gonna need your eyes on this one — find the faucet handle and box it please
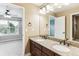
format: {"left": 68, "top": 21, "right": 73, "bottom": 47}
{"left": 59, "top": 40, "right": 63, "bottom": 44}
{"left": 65, "top": 38, "right": 68, "bottom": 41}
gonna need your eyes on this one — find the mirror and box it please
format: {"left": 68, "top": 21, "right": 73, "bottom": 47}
{"left": 39, "top": 15, "right": 66, "bottom": 40}
{"left": 72, "top": 14, "right": 79, "bottom": 41}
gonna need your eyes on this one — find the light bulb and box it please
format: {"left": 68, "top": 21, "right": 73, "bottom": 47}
{"left": 42, "top": 7, "right": 46, "bottom": 12}
{"left": 46, "top": 5, "right": 50, "bottom": 10}
{"left": 46, "top": 5, "right": 54, "bottom": 12}
{"left": 40, "top": 9, "right": 46, "bottom": 14}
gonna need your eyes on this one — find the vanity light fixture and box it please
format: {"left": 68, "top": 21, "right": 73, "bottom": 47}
{"left": 40, "top": 9, "right": 45, "bottom": 14}
{"left": 40, "top": 8, "right": 46, "bottom": 14}
{"left": 46, "top": 5, "right": 54, "bottom": 11}
{"left": 40, "top": 3, "right": 70, "bottom": 14}
{"left": 42, "top": 7, "right": 46, "bottom": 12}
{"left": 40, "top": 5, "right": 54, "bottom": 14}
{"left": 46, "top": 5, "right": 51, "bottom": 10}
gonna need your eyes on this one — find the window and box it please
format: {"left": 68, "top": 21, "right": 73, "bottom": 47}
{"left": 0, "top": 20, "right": 19, "bottom": 36}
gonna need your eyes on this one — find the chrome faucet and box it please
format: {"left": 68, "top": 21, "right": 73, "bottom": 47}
{"left": 59, "top": 38, "right": 70, "bottom": 46}
{"left": 40, "top": 35, "right": 48, "bottom": 39}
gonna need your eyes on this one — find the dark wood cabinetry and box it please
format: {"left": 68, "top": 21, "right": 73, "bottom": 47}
{"left": 30, "top": 40, "right": 41, "bottom": 56}
{"left": 30, "top": 40, "right": 60, "bottom": 56}
{"left": 54, "top": 53, "right": 60, "bottom": 56}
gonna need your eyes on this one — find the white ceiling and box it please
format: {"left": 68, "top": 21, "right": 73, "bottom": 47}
{"left": 53, "top": 3, "right": 79, "bottom": 13}
{"left": 0, "top": 3, "right": 79, "bottom": 14}
{"left": 33, "top": 3, "right": 43, "bottom": 6}
{"left": 33, "top": 3, "right": 79, "bottom": 13}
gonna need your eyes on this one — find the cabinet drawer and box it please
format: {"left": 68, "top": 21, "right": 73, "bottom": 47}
{"left": 42, "top": 46, "right": 54, "bottom": 56}
{"left": 31, "top": 46, "right": 41, "bottom": 56}
{"left": 30, "top": 40, "right": 41, "bottom": 56}
{"left": 34, "top": 47, "right": 41, "bottom": 56}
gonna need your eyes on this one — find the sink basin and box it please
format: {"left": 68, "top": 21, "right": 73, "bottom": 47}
{"left": 52, "top": 45, "right": 70, "bottom": 52}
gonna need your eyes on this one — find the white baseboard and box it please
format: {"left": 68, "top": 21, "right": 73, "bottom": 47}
{"left": 25, "top": 53, "right": 31, "bottom": 56}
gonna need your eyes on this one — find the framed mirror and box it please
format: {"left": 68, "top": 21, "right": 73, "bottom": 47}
{"left": 72, "top": 13, "right": 79, "bottom": 42}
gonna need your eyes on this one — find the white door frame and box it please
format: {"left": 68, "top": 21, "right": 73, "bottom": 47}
{"left": 12, "top": 4, "right": 25, "bottom": 56}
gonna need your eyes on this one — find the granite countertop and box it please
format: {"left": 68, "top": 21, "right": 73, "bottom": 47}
{"left": 30, "top": 37, "right": 79, "bottom": 56}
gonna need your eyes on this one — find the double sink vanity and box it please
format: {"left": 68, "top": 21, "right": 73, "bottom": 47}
{"left": 30, "top": 36, "right": 79, "bottom": 56}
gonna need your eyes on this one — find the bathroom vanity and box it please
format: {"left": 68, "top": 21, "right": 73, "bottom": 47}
{"left": 30, "top": 37, "right": 79, "bottom": 56}
{"left": 30, "top": 40, "right": 60, "bottom": 56}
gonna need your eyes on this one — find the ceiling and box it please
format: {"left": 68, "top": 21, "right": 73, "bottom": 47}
{"left": 33, "top": 3, "right": 79, "bottom": 13}
{"left": 33, "top": 3, "right": 43, "bottom": 6}
{"left": 0, "top": 3, "right": 23, "bottom": 17}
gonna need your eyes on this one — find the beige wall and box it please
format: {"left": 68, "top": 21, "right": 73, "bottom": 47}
{"left": 39, "top": 14, "right": 49, "bottom": 35}
{"left": 55, "top": 6, "right": 79, "bottom": 40}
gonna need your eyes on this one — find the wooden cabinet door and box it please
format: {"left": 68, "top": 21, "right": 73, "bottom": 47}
{"left": 41, "top": 52, "right": 48, "bottom": 56}
{"left": 54, "top": 53, "right": 60, "bottom": 56}
{"left": 30, "top": 40, "right": 60, "bottom": 56}
{"left": 42, "top": 46, "right": 54, "bottom": 56}
{"left": 30, "top": 40, "right": 41, "bottom": 56}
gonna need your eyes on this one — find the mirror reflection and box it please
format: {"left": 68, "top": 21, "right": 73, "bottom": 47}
{"left": 39, "top": 15, "right": 66, "bottom": 40}
{"left": 72, "top": 14, "right": 79, "bottom": 41}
